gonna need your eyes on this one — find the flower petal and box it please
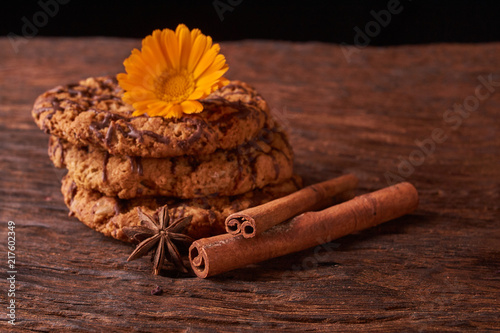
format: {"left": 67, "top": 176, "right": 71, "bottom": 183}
{"left": 193, "top": 47, "right": 219, "bottom": 80}
{"left": 180, "top": 100, "right": 203, "bottom": 114}
{"left": 177, "top": 24, "right": 192, "bottom": 69}
{"left": 187, "top": 89, "right": 206, "bottom": 100}
{"left": 188, "top": 34, "right": 208, "bottom": 72}
{"left": 164, "top": 29, "right": 180, "bottom": 69}
{"left": 196, "top": 69, "right": 229, "bottom": 89}
{"left": 168, "top": 104, "right": 184, "bottom": 118}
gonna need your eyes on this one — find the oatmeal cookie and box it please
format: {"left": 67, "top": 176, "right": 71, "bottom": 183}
{"left": 33, "top": 76, "right": 273, "bottom": 158}
{"left": 61, "top": 175, "right": 302, "bottom": 241}
{"left": 49, "top": 126, "right": 294, "bottom": 199}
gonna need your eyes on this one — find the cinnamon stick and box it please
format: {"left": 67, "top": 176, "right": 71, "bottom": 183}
{"left": 190, "top": 182, "right": 418, "bottom": 278}
{"left": 225, "top": 174, "right": 359, "bottom": 238}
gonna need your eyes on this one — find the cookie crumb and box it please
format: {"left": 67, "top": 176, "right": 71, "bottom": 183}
{"left": 151, "top": 285, "right": 163, "bottom": 296}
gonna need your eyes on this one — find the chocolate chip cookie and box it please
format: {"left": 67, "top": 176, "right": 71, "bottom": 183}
{"left": 49, "top": 126, "right": 294, "bottom": 199}
{"left": 61, "top": 175, "right": 302, "bottom": 241}
{"left": 33, "top": 76, "right": 273, "bottom": 158}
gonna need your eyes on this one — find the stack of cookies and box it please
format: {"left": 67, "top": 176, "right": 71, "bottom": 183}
{"left": 32, "top": 76, "right": 300, "bottom": 240}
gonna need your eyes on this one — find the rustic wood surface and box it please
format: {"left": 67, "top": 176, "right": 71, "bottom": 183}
{"left": 0, "top": 37, "right": 499, "bottom": 332}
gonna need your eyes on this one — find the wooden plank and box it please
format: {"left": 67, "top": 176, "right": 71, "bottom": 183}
{"left": 0, "top": 37, "right": 499, "bottom": 331}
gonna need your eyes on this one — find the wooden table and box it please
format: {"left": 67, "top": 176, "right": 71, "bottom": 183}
{"left": 0, "top": 37, "right": 499, "bottom": 332}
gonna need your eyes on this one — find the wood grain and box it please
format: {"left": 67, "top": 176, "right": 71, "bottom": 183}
{"left": 0, "top": 37, "right": 499, "bottom": 332}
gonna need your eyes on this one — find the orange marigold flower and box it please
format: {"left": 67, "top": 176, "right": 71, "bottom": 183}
{"left": 117, "top": 24, "right": 229, "bottom": 119}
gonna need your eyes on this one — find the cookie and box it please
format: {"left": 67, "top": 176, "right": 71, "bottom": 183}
{"left": 49, "top": 126, "right": 294, "bottom": 199}
{"left": 61, "top": 175, "right": 302, "bottom": 241}
{"left": 33, "top": 76, "right": 273, "bottom": 158}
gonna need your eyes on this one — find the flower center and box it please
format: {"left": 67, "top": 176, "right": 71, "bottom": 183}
{"left": 155, "top": 69, "right": 195, "bottom": 103}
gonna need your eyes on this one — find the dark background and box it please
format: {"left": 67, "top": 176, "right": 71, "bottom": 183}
{"left": 2, "top": 0, "right": 500, "bottom": 45}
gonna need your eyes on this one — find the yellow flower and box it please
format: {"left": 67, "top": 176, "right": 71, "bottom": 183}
{"left": 117, "top": 24, "right": 229, "bottom": 119}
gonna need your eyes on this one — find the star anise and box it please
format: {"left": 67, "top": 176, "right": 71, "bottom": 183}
{"left": 123, "top": 205, "right": 194, "bottom": 275}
